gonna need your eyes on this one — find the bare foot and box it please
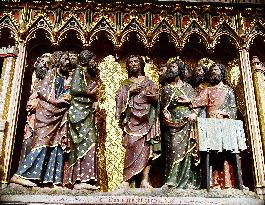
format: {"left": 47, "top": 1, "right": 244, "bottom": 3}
{"left": 10, "top": 175, "right": 37, "bottom": 187}
{"left": 140, "top": 180, "right": 153, "bottom": 188}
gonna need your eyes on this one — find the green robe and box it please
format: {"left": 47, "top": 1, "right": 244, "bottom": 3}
{"left": 162, "top": 81, "right": 200, "bottom": 188}
{"left": 68, "top": 66, "right": 97, "bottom": 167}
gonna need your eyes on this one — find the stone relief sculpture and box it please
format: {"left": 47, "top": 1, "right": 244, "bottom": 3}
{"left": 115, "top": 55, "right": 161, "bottom": 189}
{"left": 161, "top": 58, "right": 200, "bottom": 189}
{"left": 9, "top": 52, "right": 248, "bottom": 192}
{"left": 64, "top": 50, "right": 100, "bottom": 190}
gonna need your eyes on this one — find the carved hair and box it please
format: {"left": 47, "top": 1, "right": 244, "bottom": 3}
{"left": 126, "top": 55, "right": 145, "bottom": 77}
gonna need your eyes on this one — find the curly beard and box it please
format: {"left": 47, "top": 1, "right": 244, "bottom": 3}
{"left": 164, "top": 69, "right": 179, "bottom": 83}
{"left": 208, "top": 73, "right": 223, "bottom": 85}
{"left": 35, "top": 66, "right": 48, "bottom": 80}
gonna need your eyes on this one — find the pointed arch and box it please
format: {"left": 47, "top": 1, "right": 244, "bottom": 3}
{"left": 89, "top": 18, "right": 118, "bottom": 46}
{"left": 0, "top": 15, "right": 19, "bottom": 43}
{"left": 150, "top": 20, "right": 179, "bottom": 49}
{"left": 58, "top": 17, "right": 86, "bottom": 45}
{"left": 212, "top": 22, "right": 240, "bottom": 50}
{"left": 246, "top": 22, "right": 265, "bottom": 50}
{"left": 26, "top": 17, "right": 54, "bottom": 44}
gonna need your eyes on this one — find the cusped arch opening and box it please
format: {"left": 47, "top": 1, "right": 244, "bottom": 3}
{"left": 89, "top": 31, "right": 115, "bottom": 59}
{"left": 249, "top": 35, "right": 265, "bottom": 63}
{"left": 181, "top": 33, "right": 208, "bottom": 65}
{"left": 151, "top": 32, "right": 178, "bottom": 64}
{"left": 119, "top": 32, "right": 147, "bottom": 59}
{"left": 211, "top": 35, "right": 238, "bottom": 64}
{"left": 59, "top": 30, "right": 84, "bottom": 52}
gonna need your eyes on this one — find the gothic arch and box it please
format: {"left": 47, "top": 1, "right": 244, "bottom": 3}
{"left": 58, "top": 28, "right": 86, "bottom": 46}
{"left": 150, "top": 20, "right": 179, "bottom": 49}
{"left": 0, "top": 15, "right": 19, "bottom": 44}
{"left": 89, "top": 30, "right": 117, "bottom": 46}
{"left": 181, "top": 32, "right": 209, "bottom": 51}
{"left": 26, "top": 27, "right": 54, "bottom": 45}
{"left": 119, "top": 20, "right": 148, "bottom": 48}
{"left": 246, "top": 22, "right": 265, "bottom": 50}
{"left": 211, "top": 22, "right": 240, "bottom": 50}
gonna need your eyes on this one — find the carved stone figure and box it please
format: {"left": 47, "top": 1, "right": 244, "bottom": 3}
{"left": 115, "top": 55, "right": 161, "bottom": 189}
{"left": 161, "top": 59, "right": 200, "bottom": 189}
{"left": 19, "top": 53, "right": 52, "bottom": 166}
{"left": 191, "top": 64, "right": 209, "bottom": 118}
{"left": 10, "top": 52, "right": 72, "bottom": 187}
{"left": 191, "top": 64, "right": 237, "bottom": 119}
{"left": 64, "top": 50, "right": 99, "bottom": 190}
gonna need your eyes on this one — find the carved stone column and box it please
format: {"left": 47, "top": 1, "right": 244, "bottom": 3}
{"left": 0, "top": 41, "right": 26, "bottom": 185}
{"left": 239, "top": 48, "right": 265, "bottom": 195}
{"left": 251, "top": 56, "right": 265, "bottom": 156}
{"left": 0, "top": 46, "right": 18, "bottom": 184}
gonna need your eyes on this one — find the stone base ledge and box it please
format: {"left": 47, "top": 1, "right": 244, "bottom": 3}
{"left": 0, "top": 195, "right": 264, "bottom": 205}
{"left": 0, "top": 185, "right": 263, "bottom": 205}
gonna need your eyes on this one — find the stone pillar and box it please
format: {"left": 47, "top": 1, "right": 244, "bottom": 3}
{"left": 0, "top": 41, "right": 26, "bottom": 185}
{"left": 0, "top": 46, "right": 18, "bottom": 184}
{"left": 251, "top": 56, "right": 265, "bottom": 156}
{"left": 239, "top": 48, "right": 265, "bottom": 195}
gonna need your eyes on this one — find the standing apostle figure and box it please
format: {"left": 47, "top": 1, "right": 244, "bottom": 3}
{"left": 10, "top": 52, "right": 72, "bottom": 187}
{"left": 65, "top": 50, "right": 99, "bottom": 190}
{"left": 161, "top": 59, "right": 200, "bottom": 189}
{"left": 115, "top": 55, "right": 161, "bottom": 188}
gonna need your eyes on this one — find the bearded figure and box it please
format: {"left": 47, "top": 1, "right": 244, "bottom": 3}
{"left": 161, "top": 60, "right": 200, "bottom": 189}
{"left": 191, "top": 64, "right": 237, "bottom": 119}
{"left": 19, "top": 53, "right": 52, "bottom": 166}
{"left": 10, "top": 52, "right": 73, "bottom": 187}
{"left": 180, "top": 64, "right": 240, "bottom": 189}
{"left": 64, "top": 50, "right": 100, "bottom": 190}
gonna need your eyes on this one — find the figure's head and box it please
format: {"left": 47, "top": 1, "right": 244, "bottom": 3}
{"left": 164, "top": 59, "right": 185, "bottom": 83}
{"left": 192, "top": 64, "right": 208, "bottom": 86}
{"left": 126, "top": 55, "right": 145, "bottom": 77}
{"left": 183, "top": 65, "right": 193, "bottom": 83}
{"left": 164, "top": 61, "right": 185, "bottom": 83}
{"left": 158, "top": 63, "right": 168, "bottom": 85}
{"left": 59, "top": 52, "right": 71, "bottom": 73}
{"left": 34, "top": 53, "right": 52, "bottom": 80}
{"left": 69, "top": 51, "right": 78, "bottom": 68}
{"left": 79, "top": 50, "right": 97, "bottom": 76}
{"left": 207, "top": 64, "right": 226, "bottom": 85}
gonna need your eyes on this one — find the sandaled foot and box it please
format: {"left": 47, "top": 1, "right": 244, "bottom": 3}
{"left": 10, "top": 175, "right": 37, "bottom": 187}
